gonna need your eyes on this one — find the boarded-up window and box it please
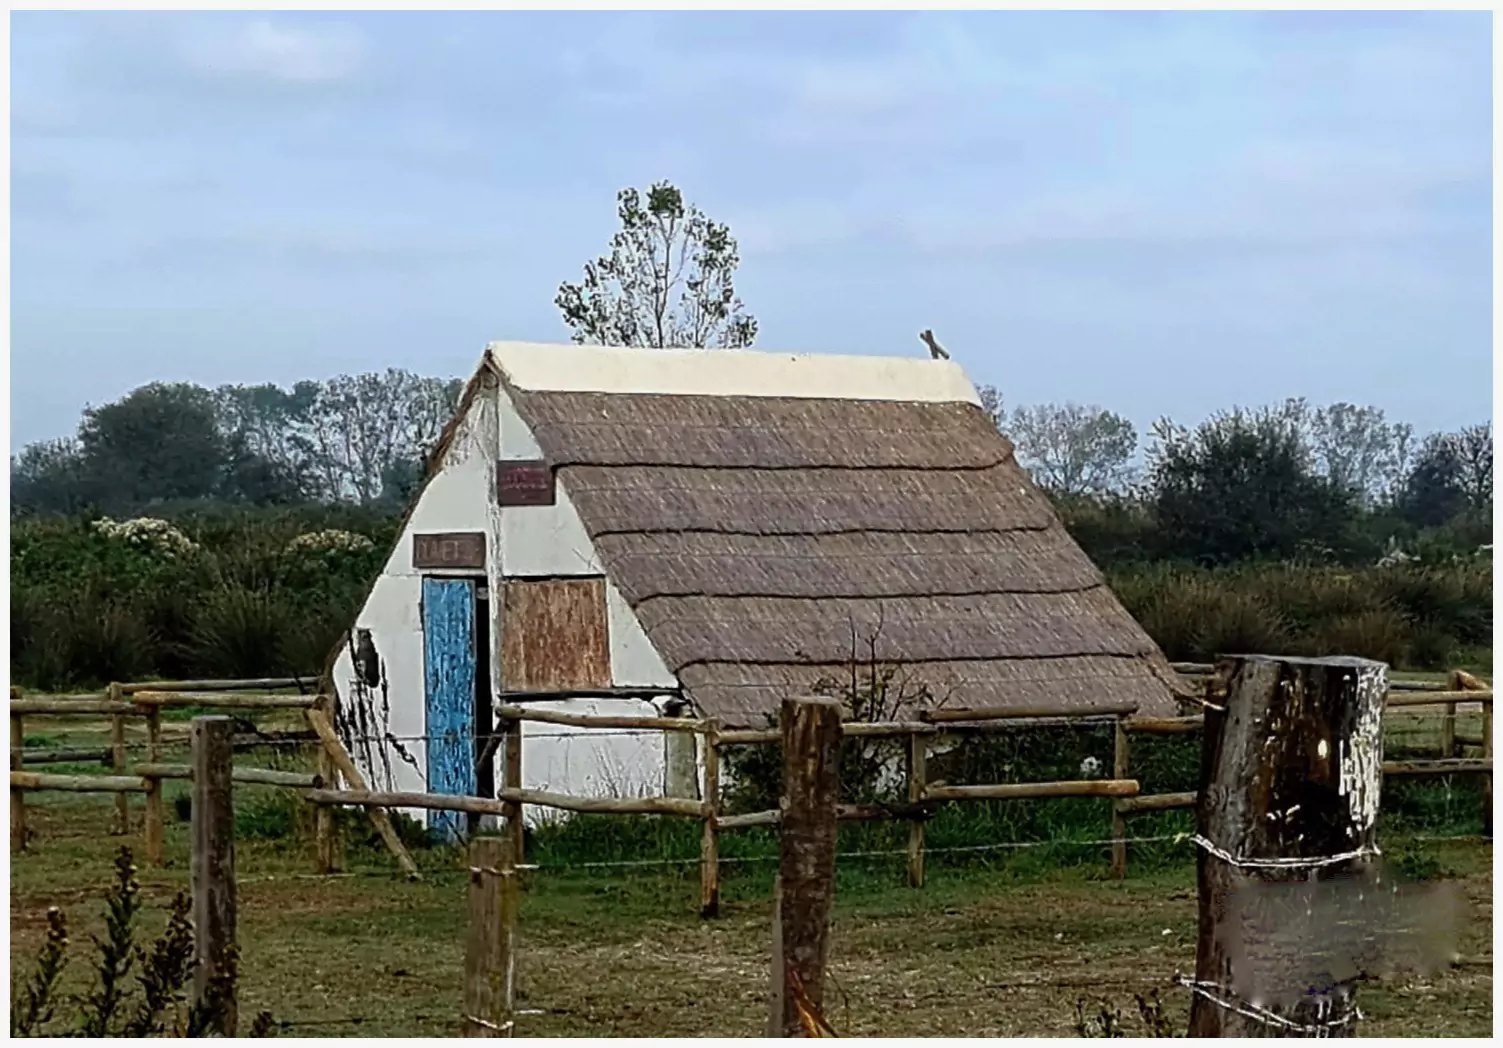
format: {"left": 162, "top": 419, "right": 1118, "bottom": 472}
{"left": 500, "top": 577, "right": 611, "bottom": 690}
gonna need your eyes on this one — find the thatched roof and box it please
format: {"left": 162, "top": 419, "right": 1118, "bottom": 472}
{"left": 502, "top": 353, "right": 1187, "bottom": 727}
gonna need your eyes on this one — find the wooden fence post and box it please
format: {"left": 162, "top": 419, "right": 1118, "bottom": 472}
{"left": 313, "top": 694, "right": 338, "bottom": 874}
{"left": 11, "top": 710, "right": 26, "bottom": 852}
{"left": 906, "top": 731, "right": 926, "bottom": 888}
{"left": 191, "top": 716, "right": 237, "bottom": 1036}
{"left": 768, "top": 696, "right": 841, "bottom": 1038}
{"left": 1110, "top": 715, "right": 1129, "bottom": 879}
{"left": 699, "top": 720, "right": 721, "bottom": 918}
{"left": 144, "top": 707, "right": 164, "bottom": 866}
{"left": 108, "top": 684, "right": 128, "bottom": 835}
{"left": 1187, "top": 654, "right": 1386, "bottom": 1038}
{"left": 464, "top": 836, "right": 520, "bottom": 1036}
{"left": 305, "top": 707, "right": 419, "bottom": 879}
{"left": 1482, "top": 701, "right": 1493, "bottom": 838}
{"left": 502, "top": 716, "right": 524, "bottom": 866}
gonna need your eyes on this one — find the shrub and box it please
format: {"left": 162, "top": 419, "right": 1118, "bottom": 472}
{"left": 10, "top": 847, "right": 270, "bottom": 1037}
{"left": 1307, "top": 609, "right": 1411, "bottom": 665}
{"left": 181, "top": 585, "right": 288, "bottom": 679}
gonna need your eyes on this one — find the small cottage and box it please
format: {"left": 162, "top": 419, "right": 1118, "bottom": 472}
{"left": 325, "top": 341, "right": 1185, "bottom": 835}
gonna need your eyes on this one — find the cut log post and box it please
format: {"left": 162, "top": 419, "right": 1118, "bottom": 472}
{"left": 191, "top": 716, "right": 237, "bottom": 1036}
{"left": 1188, "top": 655, "right": 1387, "bottom": 1038}
{"left": 1110, "top": 715, "right": 1130, "bottom": 879}
{"left": 768, "top": 696, "right": 841, "bottom": 1038}
{"left": 906, "top": 732, "right": 926, "bottom": 888}
{"left": 464, "top": 836, "right": 520, "bottom": 1037}
{"left": 700, "top": 719, "right": 721, "bottom": 918}
{"left": 108, "top": 684, "right": 129, "bottom": 834}
{"left": 144, "top": 707, "right": 164, "bottom": 866}
{"left": 11, "top": 711, "right": 26, "bottom": 852}
{"left": 312, "top": 693, "right": 338, "bottom": 874}
{"left": 502, "top": 716, "right": 524, "bottom": 865}
{"left": 1449, "top": 670, "right": 1491, "bottom": 836}
{"left": 304, "top": 708, "right": 419, "bottom": 879}
{"left": 1483, "top": 702, "right": 1493, "bottom": 838}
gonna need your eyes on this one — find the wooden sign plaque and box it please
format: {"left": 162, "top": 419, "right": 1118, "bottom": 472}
{"left": 497, "top": 459, "right": 556, "bottom": 507}
{"left": 413, "top": 532, "right": 487, "bottom": 570}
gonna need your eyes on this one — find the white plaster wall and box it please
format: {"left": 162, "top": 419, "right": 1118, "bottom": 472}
{"left": 331, "top": 361, "right": 684, "bottom": 828}
{"left": 518, "top": 698, "right": 668, "bottom": 826}
{"left": 607, "top": 579, "right": 676, "bottom": 687}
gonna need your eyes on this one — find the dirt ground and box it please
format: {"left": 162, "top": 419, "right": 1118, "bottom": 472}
{"left": 9, "top": 788, "right": 1493, "bottom": 1038}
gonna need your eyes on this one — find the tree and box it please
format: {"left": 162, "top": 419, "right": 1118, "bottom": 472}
{"left": 556, "top": 181, "right": 757, "bottom": 349}
{"left": 1148, "top": 406, "right": 1358, "bottom": 564}
{"left": 11, "top": 438, "right": 91, "bottom": 516}
{"left": 1398, "top": 423, "right": 1492, "bottom": 528}
{"left": 1006, "top": 402, "right": 1138, "bottom": 497}
{"left": 976, "top": 384, "right": 1005, "bottom": 431}
{"left": 1305, "top": 402, "right": 1414, "bottom": 505}
{"left": 76, "top": 384, "right": 230, "bottom": 512}
{"left": 302, "top": 371, "right": 458, "bottom": 503}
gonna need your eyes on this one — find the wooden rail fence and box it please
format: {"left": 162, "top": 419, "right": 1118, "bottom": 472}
{"left": 8, "top": 678, "right": 333, "bottom": 868}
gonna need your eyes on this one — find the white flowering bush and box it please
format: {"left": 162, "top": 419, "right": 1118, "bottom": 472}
{"left": 284, "top": 529, "right": 376, "bottom": 556}
{"left": 90, "top": 517, "right": 199, "bottom": 559}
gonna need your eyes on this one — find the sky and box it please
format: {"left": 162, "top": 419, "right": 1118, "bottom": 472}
{"left": 9, "top": 10, "right": 1493, "bottom": 450}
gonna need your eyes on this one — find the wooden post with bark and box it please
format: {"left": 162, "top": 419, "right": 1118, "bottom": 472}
{"left": 1187, "top": 654, "right": 1387, "bottom": 1038}
{"left": 502, "top": 716, "right": 524, "bottom": 866}
{"left": 108, "top": 683, "right": 129, "bottom": 834}
{"left": 464, "top": 836, "right": 520, "bottom": 1036}
{"left": 191, "top": 716, "right": 237, "bottom": 1036}
{"left": 1450, "top": 670, "right": 1491, "bottom": 835}
{"left": 11, "top": 710, "right": 26, "bottom": 852}
{"left": 1110, "top": 715, "right": 1130, "bottom": 879}
{"left": 906, "top": 732, "right": 926, "bottom": 888}
{"left": 699, "top": 720, "right": 721, "bottom": 918}
{"left": 768, "top": 696, "right": 842, "bottom": 1038}
{"left": 312, "top": 693, "right": 339, "bottom": 874}
{"left": 144, "top": 707, "right": 165, "bottom": 866}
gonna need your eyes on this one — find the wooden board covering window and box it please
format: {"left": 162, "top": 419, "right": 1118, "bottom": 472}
{"left": 500, "top": 578, "right": 611, "bottom": 690}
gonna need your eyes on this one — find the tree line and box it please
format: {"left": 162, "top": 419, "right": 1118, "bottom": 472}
{"left": 11, "top": 372, "right": 462, "bottom": 517}
{"left": 12, "top": 368, "right": 1489, "bottom": 570}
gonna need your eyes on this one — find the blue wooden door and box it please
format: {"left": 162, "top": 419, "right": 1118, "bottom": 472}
{"left": 422, "top": 577, "right": 477, "bottom": 843}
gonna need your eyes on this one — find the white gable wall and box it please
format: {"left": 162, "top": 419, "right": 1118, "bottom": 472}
{"left": 331, "top": 364, "right": 678, "bottom": 829}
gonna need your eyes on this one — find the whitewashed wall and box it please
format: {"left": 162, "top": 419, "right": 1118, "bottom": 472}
{"left": 330, "top": 362, "right": 679, "bottom": 827}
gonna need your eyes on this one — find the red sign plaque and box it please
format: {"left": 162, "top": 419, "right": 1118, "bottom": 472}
{"left": 412, "top": 532, "right": 487, "bottom": 570}
{"left": 497, "top": 460, "right": 555, "bottom": 507}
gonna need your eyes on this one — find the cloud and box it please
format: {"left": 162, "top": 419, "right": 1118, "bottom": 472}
{"left": 178, "top": 18, "right": 365, "bottom": 84}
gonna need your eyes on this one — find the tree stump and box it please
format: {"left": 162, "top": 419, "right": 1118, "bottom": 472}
{"left": 1188, "top": 655, "right": 1387, "bottom": 1038}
